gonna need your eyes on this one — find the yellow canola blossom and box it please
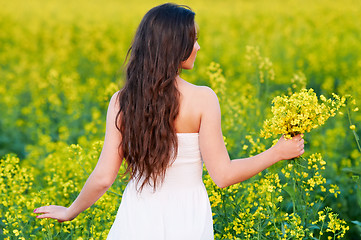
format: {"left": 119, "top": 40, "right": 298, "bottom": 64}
{"left": 261, "top": 88, "right": 345, "bottom": 139}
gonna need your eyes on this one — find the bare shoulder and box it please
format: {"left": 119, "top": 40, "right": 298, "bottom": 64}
{"left": 182, "top": 82, "right": 220, "bottom": 113}
{"left": 191, "top": 85, "right": 220, "bottom": 110}
{"left": 179, "top": 80, "right": 218, "bottom": 103}
{"left": 110, "top": 90, "right": 120, "bottom": 103}
{"left": 196, "top": 85, "right": 218, "bottom": 100}
{"left": 175, "top": 79, "right": 220, "bottom": 132}
{"left": 109, "top": 90, "right": 120, "bottom": 111}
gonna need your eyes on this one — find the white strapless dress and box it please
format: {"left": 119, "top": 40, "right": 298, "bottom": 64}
{"left": 107, "top": 133, "right": 214, "bottom": 240}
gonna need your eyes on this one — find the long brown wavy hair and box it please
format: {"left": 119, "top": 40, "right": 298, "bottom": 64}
{"left": 115, "top": 3, "right": 196, "bottom": 191}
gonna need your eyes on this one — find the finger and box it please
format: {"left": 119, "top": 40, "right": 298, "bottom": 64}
{"left": 292, "top": 135, "right": 301, "bottom": 141}
{"left": 34, "top": 207, "right": 44, "bottom": 214}
{"left": 296, "top": 134, "right": 304, "bottom": 141}
{"left": 34, "top": 206, "right": 49, "bottom": 214}
{"left": 36, "top": 213, "right": 54, "bottom": 219}
{"left": 299, "top": 149, "right": 305, "bottom": 156}
{"left": 34, "top": 205, "right": 55, "bottom": 214}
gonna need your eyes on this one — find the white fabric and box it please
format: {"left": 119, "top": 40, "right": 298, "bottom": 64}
{"left": 107, "top": 133, "right": 214, "bottom": 240}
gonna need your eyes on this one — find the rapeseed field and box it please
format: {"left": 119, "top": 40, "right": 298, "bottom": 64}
{"left": 1, "top": 0, "right": 361, "bottom": 239}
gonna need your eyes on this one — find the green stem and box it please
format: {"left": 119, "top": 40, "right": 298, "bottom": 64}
{"left": 318, "top": 208, "right": 330, "bottom": 240}
{"left": 268, "top": 198, "right": 281, "bottom": 239}
{"left": 318, "top": 220, "right": 325, "bottom": 240}
{"left": 347, "top": 108, "right": 361, "bottom": 152}
{"left": 291, "top": 158, "right": 298, "bottom": 214}
{"left": 257, "top": 216, "right": 261, "bottom": 240}
{"left": 221, "top": 188, "right": 227, "bottom": 224}
{"left": 107, "top": 190, "right": 122, "bottom": 197}
{"left": 75, "top": 155, "right": 89, "bottom": 175}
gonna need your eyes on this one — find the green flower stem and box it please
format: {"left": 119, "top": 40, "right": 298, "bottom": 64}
{"left": 318, "top": 220, "right": 325, "bottom": 240}
{"left": 318, "top": 207, "right": 330, "bottom": 240}
{"left": 257, "top": 216, "right": 261, "bottom": 240}
{"left": 221, "top": 189, "right": 228, "bottom": 226}
{"left": 266, "top": 201, "right": 280, "bottom": 239}
{"left": 291, "top": 158, "right": 298, "bottom": 214}
{"left": 347, "top": 108, "right": 361, "bottom": 152}
{"left": 107, "top": 190, "right": 122, "bottom": 197}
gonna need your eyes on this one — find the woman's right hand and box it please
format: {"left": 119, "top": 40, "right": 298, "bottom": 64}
{"left": 273, "top": 134, "right": 305, "bottom": 161}
{"left": 34, "top": 205, "right": 75, "bottom": 222}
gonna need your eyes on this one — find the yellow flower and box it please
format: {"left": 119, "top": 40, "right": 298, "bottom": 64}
{"left": 350, "top": 125, "right": 356, "bottom": 130}
{"left": 261, "top": 89, "right": 345, "bottom": 139}
{"left": 13, "top": 229, "right": 20, "bottom": 236}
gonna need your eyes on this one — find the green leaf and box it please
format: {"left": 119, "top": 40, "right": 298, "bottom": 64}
{"left": 342, "top": 167, "right": 361, "bottom": 175}
{"left": 351, "top": 220, "right": 361, "bottom": 227}
{"left": 308, "top": 224, "right": 321, "bottom": 230}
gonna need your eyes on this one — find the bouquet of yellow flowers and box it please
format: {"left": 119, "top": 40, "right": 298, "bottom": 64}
{"left": 261, "top": 88, "right": 345, "bottom": 139}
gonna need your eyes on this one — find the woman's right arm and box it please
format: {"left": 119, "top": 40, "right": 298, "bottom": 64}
{"left": 198, "top": 87, "right": 304, "bottom": 188}
{"left": 34, "top": 92, "right": 123, "bottom": 221}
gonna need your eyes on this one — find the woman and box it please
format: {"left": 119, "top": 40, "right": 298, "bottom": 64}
{"left": 34, "top": 3, "right": 304, "bottom": 239}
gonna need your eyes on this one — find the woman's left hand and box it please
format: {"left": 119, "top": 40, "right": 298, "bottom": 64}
{"left": 34, "top": 205, "right": 75, "bottom": 222}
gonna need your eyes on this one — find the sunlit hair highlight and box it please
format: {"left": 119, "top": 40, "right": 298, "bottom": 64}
{"left": 115, "top": 3, "right": 196, "bottom": 191}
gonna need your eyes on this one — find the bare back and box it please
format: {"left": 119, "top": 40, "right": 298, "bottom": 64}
{"left": 174, "top": 77, "right": 204, "bottom": 133}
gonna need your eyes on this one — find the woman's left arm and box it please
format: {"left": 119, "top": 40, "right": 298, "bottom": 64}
{"left": 34, "top": 92, "right": 123, "bottom": 222}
